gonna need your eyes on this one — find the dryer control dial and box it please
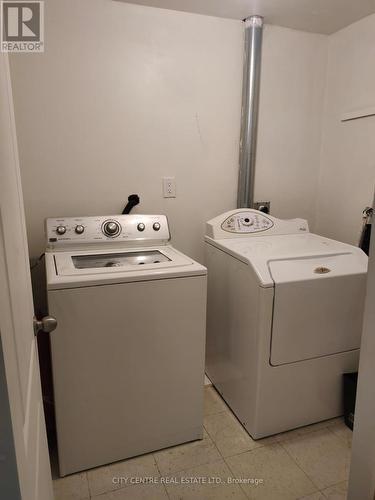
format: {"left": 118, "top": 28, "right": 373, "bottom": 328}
{"left": 242, "top": 217, "right": 254, "bottom": 226}
{"left": 102, "top": 220, "right": 121, "bottom": 237}
{"left": 56, "top": 225, "right": 66, "bottom": 235}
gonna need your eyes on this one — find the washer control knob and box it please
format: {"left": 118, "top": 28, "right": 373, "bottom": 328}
{"left": 153, "top": 222, "right": 161, "bottom": 231}
{"left": 75, "top": 225, "right": 84, "bottom": 235}
{"left": 56, "top": 225, "right": 66, "bottom": 235}
{"left": 137, "top": 223, "right": 145, "bottom": 232}
{"left": 103, "top": 221, "right": 121, "bottom": 237}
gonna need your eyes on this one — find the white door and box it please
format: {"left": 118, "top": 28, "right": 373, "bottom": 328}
{"left": 348, "top": 200, "right": 375, "bottom": 500}
{"left": 0, "top": 53, "right": 53, "bottom": 500}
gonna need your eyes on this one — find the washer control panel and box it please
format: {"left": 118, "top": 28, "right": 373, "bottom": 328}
{"left": 221, "top": 211, "right": 274, "bottom": 233}
{"left": 46, "top": 214, "right": 170, "bottom": 248}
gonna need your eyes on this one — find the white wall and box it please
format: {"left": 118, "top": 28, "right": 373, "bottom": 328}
{"left": 256, "top": 25, "right": 327, "bottom": 226}
{"left": 10, "top": 0, "right": 243, "bottom": 262}
{"left": 10, "top": 0, "right": 328, "bottom": 262}
{"left": 315, "top": 14, "right": 375, "bottom": 244}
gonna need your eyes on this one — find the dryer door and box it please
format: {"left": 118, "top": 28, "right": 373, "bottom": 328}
{"left": 269, "top": 254, "right": 367, "bottom": 365}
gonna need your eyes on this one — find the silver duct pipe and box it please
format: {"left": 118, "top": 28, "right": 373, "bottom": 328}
{"left": 237, "top": 15, "right": 263, "bottom": 208}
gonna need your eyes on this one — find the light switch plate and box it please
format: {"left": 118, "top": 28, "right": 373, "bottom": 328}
{"left": 162, "top": 177, "right": 176, "bottom": 198}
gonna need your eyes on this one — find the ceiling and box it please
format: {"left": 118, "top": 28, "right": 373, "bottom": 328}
{"left": 117, "top": 0, "right": 375, "bottom": 34}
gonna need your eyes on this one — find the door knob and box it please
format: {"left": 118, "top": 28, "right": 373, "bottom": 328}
{"left": 33, "top": 316, "right": 57, "bottom": 335}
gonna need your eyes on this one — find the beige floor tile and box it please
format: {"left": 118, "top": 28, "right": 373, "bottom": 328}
{"left": 298, "top": 492, "right": 325, "bottom": 500}
{"left": 87, "top": 454, "right": 159, "bottom": 497}
{"left": 91, "top": 482, "right": 168, "bottom": 500}
{"left": 204, "top": 386, "right": 229, "bottom": 416}
{"left": 281, "top": 428, "right": 351, "bottom": 490}
{"left": 326, "top": 417, "right": 345, "bottom": 427}
{"left": 321, "top": 481, "right": 348, "bottom": 499}
{"left": 254, "top": 434, "right": 280, "bottom": 446}
{"left": 53, "top": 472, "right": 90, "bottom": 500}
{"left": 165, "top": 459, "right": 247, "bottom": 500}
{"left": 226, "top": 443, "right": 317, "bottom": 500}
{"left": 153, "top": 431, "right": 221, "bottom": 475}
{"left": 274, "top": 420, "right": 335, "bottom": 443}
{"left": 257, "top": 417, "right": 345, "bottom": 445}
{"left": 328, "top": 421, "right": 352, "bottom": 448}
{"left": 204, "top": 410, "right": 262, "bottom": 457}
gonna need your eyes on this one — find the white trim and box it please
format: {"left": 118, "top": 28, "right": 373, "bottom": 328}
{"left": 341, "top": 106, "right": 375, "bottom": 122}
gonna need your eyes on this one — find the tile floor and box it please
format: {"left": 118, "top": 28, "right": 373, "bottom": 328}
{"left": 52, "top": 385, "right": 352, "bottom": 500}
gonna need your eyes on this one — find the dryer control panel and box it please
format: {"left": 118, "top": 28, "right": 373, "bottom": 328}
{"left": 221, "top": 211, "right": 274, "bottom": 233}
{"left": 46, "top": 214, "right": 170, "bottom": 249}
{"left": 206, "top": 210, "right": 309, "bottom": 239}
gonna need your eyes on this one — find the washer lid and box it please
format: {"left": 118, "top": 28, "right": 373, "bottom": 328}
{"left": 205, "top": 233, "right": 367, "bottom": 286}
{"left": 47, "top": 245, "right": 207, "bottom": 289}
{"left": 71, "top": 249, "right": 171, "bottom": 270}
{"left": 54, "top": 246, "right": 191, "bottom": 276}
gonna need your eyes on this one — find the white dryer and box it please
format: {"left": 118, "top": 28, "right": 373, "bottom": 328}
{"left": 45, "top": 214, "right": 207, "bottom": 476}
{"left": 205, "top": 209, "right": 367, "bottom": 438}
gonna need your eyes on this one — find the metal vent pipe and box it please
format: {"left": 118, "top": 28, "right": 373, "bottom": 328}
{"left": 237, "top": 15, "right": 263, "bottom": 208}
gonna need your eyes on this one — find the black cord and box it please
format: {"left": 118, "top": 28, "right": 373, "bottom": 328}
{"left": 122, "top": 194, "right": 140, "bottom": 214}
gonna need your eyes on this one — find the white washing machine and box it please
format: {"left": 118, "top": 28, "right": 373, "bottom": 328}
{"left": 205, "top": 209, "right": 367, "bottom": 439}
{"left": 45, "top": 214, "right": 207, "bottom": 476}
